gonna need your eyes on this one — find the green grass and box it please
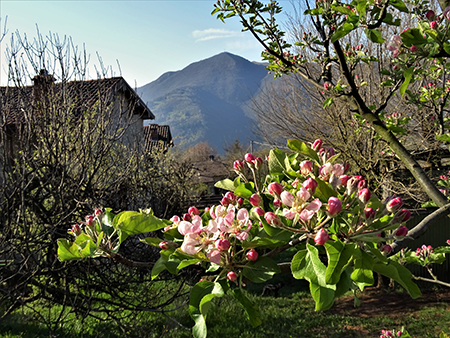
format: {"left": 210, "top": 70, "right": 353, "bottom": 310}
{"left": 1, "top": 285, "right": 449, "bottom": 338}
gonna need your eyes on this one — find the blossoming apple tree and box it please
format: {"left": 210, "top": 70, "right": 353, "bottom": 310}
{"left": 56, "top": 0, "right": 450, "bottom": 337}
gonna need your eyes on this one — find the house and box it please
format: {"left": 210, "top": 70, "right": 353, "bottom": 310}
{"left": 1, "top": 71, "right": 155, "bottom": 156}
{"left": 144, "top": 124, "right": 173, "bottom": 153}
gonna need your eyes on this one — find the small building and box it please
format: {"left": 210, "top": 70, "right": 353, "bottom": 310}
{"left": 144, "top": 124, "right": 173, "bottom": 153}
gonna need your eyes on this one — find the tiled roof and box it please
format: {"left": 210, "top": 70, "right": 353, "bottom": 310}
{"left": 1, "top": 76, "right": 154, "bottom": 126}
{"left": 144, "top": 124, "right": 173, "bottom": 152}
{"left": 192, "top": 158, "right": 230, "bottom": 184}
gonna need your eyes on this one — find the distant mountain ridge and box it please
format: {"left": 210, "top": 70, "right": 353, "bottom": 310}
{"left": 138, "top": 52, "right": 272, "bottom": 152}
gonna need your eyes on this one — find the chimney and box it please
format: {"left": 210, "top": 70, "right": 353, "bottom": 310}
{"left": 32, "top": 69, "right": 55, "bottom": 111}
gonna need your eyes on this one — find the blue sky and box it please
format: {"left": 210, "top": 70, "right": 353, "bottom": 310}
{"left": 0, "top": 0, "right": 293, "bottom": 87}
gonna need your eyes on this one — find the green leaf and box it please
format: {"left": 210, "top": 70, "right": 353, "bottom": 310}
{"left": 390, "top": 0, "right": 409, "bottom": 12}
{"left": 356, "top": 0, "right": 367, "bottom": 16}
{"left": 102, "top": 208, "right": 116, "bottom": 236}
{"left": 287, "top": 139, "right": 320, "bottom": 163}
{"left": 269, "top": 149, "right": 293, "bottom": 175}
{"left": 151, "top": 248, "right": 176, "bottom": 279}
{"left": 234, "top": 182, "right": 255, "bottom": 200}
{"left": 373, "top": 260, "right": 421, "bottom": 298}
{"left": 190, "top": 281, "right": 225, "bottom": 338}
{"left": 214, "top": 178, "right": 237, "bottom": 192}
{"left": 57, "top": 239, "right": 83, "bottom": 261}
{"left": 331, "top": 22, "right": 357, "bottom": 43}
{"left": 232, "top": 289, "right": 262, "bottom": 328}
{"left": 323, "top": 97, "right": 334, "bottom": 108}
{"left": 421, "top": 201, "right": 438, "bottom": 208}
{"left": 314, "top": 177, "right": 337, "bottom": 202}
{"left": 400, "top": 67, "right": 414, "bottom": 97}
{"left": 291, "top": 244, "right": 336, "bottom": 310}
{"left": 401, "top": 28, "right": 427, "bottom": 46}
{"left": 140, "top": 237, "right": 162, "bottom": 247}
{"left": 116, "top": 212, "right": 167, "bottom": 243}
{"left": 364, "top": 28, "right": 384, "bottom": 43}
{"left": 333, "top": 5, "right": 354, "bottom": 15}
{"left": 243, "top": 256, "right": 281, "bottom": 283}
{"left": 436, "top": 134, "right": 450, "bottom": 142}
{"left": 350, "top": 248, "right": 374, "bottom": 291}
{"left": 324, "top": 240, "right": 356, "bottom": 284}
{"left": 382, "top": 13, "right": 401, "bottom": 26}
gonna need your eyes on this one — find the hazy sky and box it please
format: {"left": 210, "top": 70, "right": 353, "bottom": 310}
{"left": 0, "top": 0, "right": 293, "bottom": 87}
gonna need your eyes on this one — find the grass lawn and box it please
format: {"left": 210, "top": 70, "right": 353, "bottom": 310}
{"left": 1, "top": 282, "right": 450, "bottom": 338}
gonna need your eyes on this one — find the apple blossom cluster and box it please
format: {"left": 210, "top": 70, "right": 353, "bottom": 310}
{"left": 380, "top": 329, "right": 403, "bottom": 338}
{"left": 69, "top": 208, "right": 104, "bottom": 238}
{"left": 162, "top": 139, "right": 413, "bottom": 281}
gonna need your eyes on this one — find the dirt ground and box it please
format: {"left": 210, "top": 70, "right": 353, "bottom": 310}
{"left": 330, "top": 287, "right": 450, "bottom": 318}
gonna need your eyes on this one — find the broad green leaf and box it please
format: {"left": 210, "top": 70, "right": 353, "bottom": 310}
{"left": 151, "top": 248, "right": 176, "bottom": 279}
{"left": 57, "top": 239, "right": 83, "bottom": 261}
{"left": 400, "top": 67, "right": 414, "bottom": 97}
{"left": 287, "top": 139, "right": 320, "bottom": 163}
{"left": 323, "top": 97, "right": 334, "bottom": 108}
{"left": 373, "top": 260, "right": 421, "bottom": 298}
{"left": 364, "top": 28, "right": 384, "bottom": 43}
{"left": 140, "top": 237, "right": 162, "bottom": 247}
{"left": 310, "top": 281, "right": 335, "bottom": 311}
{"left": 435, "top": 246, "right": 450, "bottom": 254}
{"left": 401, "top": 28, "right": 427, "bottom": 46}
{"left": 436, "top": 134, "right": 450, "bottom": 142}
{"left": 214, "top": 178, "right": 236, "bottom": 191}
{"left": 234, "top": 182, "right": 255, "bottom": 200}
{"left": 333, "top": 5, "right": 354, "bottom": 15}
{"left": 324, "top": 240, "right": 356, "bottom": 284}
{"left": 314, "top": 177, "right": 337, "bottom": 202}
{"left": 382, "top": 13, "right": 401, "bottom": 26}
{"left": 232, "top": 289, "right": 262, "bottom": 328}
{"left": 351, "top": 248, "right": 374, "bottom": 290}
{"left": 356, "top": 0, "right": 367, "bottom": 16}
{"left": 178, "top": 258, "right": 202, "bottom": 270}
{"left": 444, "top": 42, "right": 450, "bottom": 55}
{"left": 243, "top": 256, "right": 281, "bottom": 283}
{"left": 190, "top": 281, "right": 224, "bottom": 338}
{"left": 331, "top": 21, "right": 357, "bottom": 43}
{"left": 117, "top": 213, "right": 167, "bottom": 243}
{"left": 268, "top": 148, "right": 288, "bottom": 175}
{"left": 390, "top": 0, "right": 409, "bottom": 12}
{"left": 334, "top": 268, "right": 352, "bottom": 298}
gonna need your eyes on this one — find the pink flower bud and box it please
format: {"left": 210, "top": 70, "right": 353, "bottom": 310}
{"left": 254, "top": 157, "right": 263, "bottom": 169}
{"left": 273, "top": 198, "right": 282, "bottom": 209}
{"left": 314, "top": 228, "right": 329, "bottom": 245}
{"left": 357, "top": 179, "right": 367, "bottom": 190}
{"left": 234, "top": 160, "right": 244, "bottom": 171}
{"left": 381, "top": 244, "right": 392, "bottom": 254}
{"left": 445, "top": 6, "right": 450, "bottom": 20}
{"left": 246, "top": 249, "right": 259, "bottom": 261}
{"left": 71, "top": 224, "right": 82, "bottom": 236}
{"left": 221, "top": 197, "right": 231, "bottom": 206}
{"left": 358, "top": 188, "right": 371, "bottom": 204}
{"left": 264, "top": 212, "right": 281, "bottom": 227}
{"left": 216, "top": 239, "right": 231, "bottom": 251}
{"left": 250, "top": 194, "right": 262, "bottom": 207}
{"left": 410, "top": 45, "right": 417, "bottom": 53}
{"left": 347, "top": 177, "right": 359, "bottom": 195}
{"left": 188, "top": 206, "right": 200, "bottom": 216}
{"left": 85, "top": 215, "right": 95, "bottom": 227}
{"left": 426, "top": 10, "right": 435, "bottom": 20}
{"left": 364, "top": 207, "right": 376, "bottom": 220}
{"left": 312, "top": 139, "right": 323, "bottom": 151}
{"left": 327, "top": 196, "right": 342, "bottom": 216}
{"left": 159, "top": 241, "right": 172, "bottom": 250}
{"left": 340, "top": 175, "right": 350, "bottom": 186}
{"left": 326, "top": 147, "right": 335, "bottom": 158}
{"left": 387, "top": 196, "right": 403, "bottom": 213}
{"left": 227, "top": 271, "right": 237, "bottom": 281}
{"left": 395, "top": 225, "right": 408, "bottom": 237}
{"left": 300, "top": 160, "right": 313, "bottom": 175}
{"left": 94, "top": 208, "right": 103, "bottom": 217}
{"left": 430, "top": 20, "right": 437, "bottom": 29}
{"left": 245, "top": 153, "right": 256, "bottom": 162}
{"left": 182, "top": 213, "right": 191, "bottom": 221}
{"left": 344, "top": 162, "right": 350, "bottom": 172}
{"left": 397, "top": 208, "right": 411, "bottom": 222}
{"left": 170, "top": 215, "right": 181, "bottom": 224}
{"left": 254, "top": 207, "right": 265, "bottom": 216}
{"left": 225, "top": 191, "right": 237, "bottom": 202}
{"left": 268, "top": 182, "right": 283, "bottom": 196}
{"left": 324, "top": 82, "right": 331, "bottom": 90}
{"left": 237, "top": 198, "right": 244, "bottom": 206}
{"left": 302, "top": 177, "right": 318, "bottom": 194}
